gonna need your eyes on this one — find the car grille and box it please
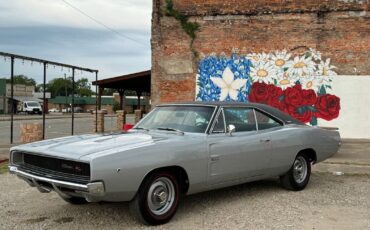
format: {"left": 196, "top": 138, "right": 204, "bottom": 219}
{"left": 16, "top": 152, "right": 90, "bottom": 184}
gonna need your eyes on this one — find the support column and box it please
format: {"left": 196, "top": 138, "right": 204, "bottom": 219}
{"left": 98, "top": 87, "right": 104, "bottom": 110}
{"left": 116, "top": 110, "right": 126, "bottom": 131}
{"left": 93, "top": 110, "right": 105, "bottom": 133}
{"left": 134, "top": 109, "right": 143, "bottom": 124}
{"left": 118, "top": 89, "right": 125, "bottom": 110}
{"left": 136, "top": 91, "right": 142, "bottom": 110}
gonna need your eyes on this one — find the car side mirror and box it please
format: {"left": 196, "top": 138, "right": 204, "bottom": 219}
{"left": 227, "top": 124, "right": 236, "bottom": 136}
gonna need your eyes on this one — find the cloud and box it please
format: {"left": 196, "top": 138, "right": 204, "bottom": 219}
{"left": 0, "top": 0, "right": 152, "bottom": 80}
{"left": 0, "top": 0, "right": 152, "bottom": 30}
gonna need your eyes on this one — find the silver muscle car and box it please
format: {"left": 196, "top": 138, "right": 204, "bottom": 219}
{"left": 8, "top": 102, "right": 341, "bottom": 225}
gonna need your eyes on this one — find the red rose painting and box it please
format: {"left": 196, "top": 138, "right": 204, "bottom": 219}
{"left": 315, "top": 94, "right": 341, "bottom": 120}
{"left": 248, "top": 82, "right": 341, "bottom": 125}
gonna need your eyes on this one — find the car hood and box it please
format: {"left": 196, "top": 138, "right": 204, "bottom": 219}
{"left": 11, "top": 132, "right": 166, "bottom": 161}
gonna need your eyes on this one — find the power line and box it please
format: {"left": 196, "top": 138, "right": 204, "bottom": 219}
{"left": 60, "top": 0, "right": 147, "bottom": 47}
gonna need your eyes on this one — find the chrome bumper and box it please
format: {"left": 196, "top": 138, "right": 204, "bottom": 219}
{"left": 8, "top": 166, "right": 105, "bottom": 198}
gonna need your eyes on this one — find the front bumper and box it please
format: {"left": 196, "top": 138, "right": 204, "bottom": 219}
{"left": 9, "top": 166, "right": 105, "bottom": 201}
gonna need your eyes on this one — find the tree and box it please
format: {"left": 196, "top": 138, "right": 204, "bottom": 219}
{"left": 46, "top": 77, "right": 73, "bottom": 97}
{"left": 6, "top": 75, "right": 36, "bottom": 86}
{"left": 46, "top": 77, "right": 94, "bottom": 97}
{"left": 76, "top": 78, "right": 94, "bottom": 97}
{"left": 102, "top": 88, "right": 116, "bottom": 96}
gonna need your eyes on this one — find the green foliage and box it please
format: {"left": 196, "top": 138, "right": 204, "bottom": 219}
{"left": 46, "top": 77, "right": 73, "bottom": 97}
{"left": 46, "top": 77, "right": 94, "bottom": 98}
{"left": 76, "top": 78, "right": 93, "bottom": 97}
{"left": 310, "top": 116, "right": 318, "bottom": 126}
{"left": 102, "top": 88, "right": 117, "bottom": 96}
{"left": 318, "top": 85, "right": 327, "bottom": 95}
{"left": 0, "top": 162, "right": 8, "bottom": 175}
{"left": 6, "top": 75, "right": 36, "bottom": 86}
{"left": 164, "top": 0, "right": 200, "bottom": 55}
{"left": 113, "top": 101, "right": 120, "bottom": 112}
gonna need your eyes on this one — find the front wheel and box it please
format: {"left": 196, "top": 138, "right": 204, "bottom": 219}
{"left": 129, "top": 172, "right": 180, "bottom": 225}
{"left": 280, "top": 153, "right": 311, "bottom": 191}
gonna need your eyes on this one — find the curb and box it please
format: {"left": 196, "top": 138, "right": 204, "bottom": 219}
{"left": 341, "top": 138, "right": 370, "bottom": 143}
{"left": 313, "top": 162, "right": 370, "bottom": 175}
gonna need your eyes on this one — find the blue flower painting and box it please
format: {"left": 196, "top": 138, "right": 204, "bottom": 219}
{"left": 196, "top": 53, "right": 252, "bottom": 102}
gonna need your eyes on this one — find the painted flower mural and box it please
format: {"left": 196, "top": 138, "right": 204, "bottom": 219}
{"left": 196, "top": 53, "right": 252, "bottom": 102}
{"left": 196, "top": 49, "right": 341, "bottom": 125}
{"left": 210, "top": 67, "right": 248, "bottom": 101}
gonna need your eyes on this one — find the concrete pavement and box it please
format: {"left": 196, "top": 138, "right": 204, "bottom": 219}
{"left": 1, "top": 140, "right": 369, "bottom": 175}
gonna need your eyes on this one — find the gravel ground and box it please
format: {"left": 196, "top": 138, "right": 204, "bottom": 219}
{"left": 0, "top": 171, "right": 369, "bottom": 230}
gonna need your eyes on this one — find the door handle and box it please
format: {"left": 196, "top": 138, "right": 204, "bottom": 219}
{"left": 210, "top": 155, "right": 220, "bottom": 162}
{"left": 260, "top": 139, "right": 271, "bottom": 143}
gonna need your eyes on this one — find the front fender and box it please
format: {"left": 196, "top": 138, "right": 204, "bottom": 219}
{"left": 88, "top": 136, "right": 208, "bottom": 202}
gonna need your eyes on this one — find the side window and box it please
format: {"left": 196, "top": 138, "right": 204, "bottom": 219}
{"left": 223, "top": 107, "right": 256, "bottom": 132}
{"left": 255, "top": 110, "right": 282, "bottom": 130}
{"left": 212, "top": 110, "right": 225, "bottom": 133}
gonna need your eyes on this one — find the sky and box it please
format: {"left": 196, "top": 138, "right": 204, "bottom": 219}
{"left": 0, "top": 0, "right": 152, "bottom": 84}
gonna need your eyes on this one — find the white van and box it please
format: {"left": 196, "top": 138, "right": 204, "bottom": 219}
{"left": 18, "top": 101, "right": 42, "bottom": 114}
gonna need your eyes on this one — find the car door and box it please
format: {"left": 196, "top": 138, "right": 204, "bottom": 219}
{"left": 207, "top": 106, "right": 271, "bottom": 186}
{"left": 254, "top": 109, "right": 290, "bottom": 175}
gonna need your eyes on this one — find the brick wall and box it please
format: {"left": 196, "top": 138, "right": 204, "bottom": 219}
{"left": 151, "top": 0, "right": 370, "bottom": 106}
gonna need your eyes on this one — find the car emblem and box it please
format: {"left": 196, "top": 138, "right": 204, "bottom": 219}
{"left": 75, "top": 166, "right": 83, "bottom": 173}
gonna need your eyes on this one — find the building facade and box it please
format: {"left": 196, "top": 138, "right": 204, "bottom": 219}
{"left": 0, "top": 79, "right": 43, "bottom": 114}
{"left": 151, "top": 0, "right": 370, "bottom": 138}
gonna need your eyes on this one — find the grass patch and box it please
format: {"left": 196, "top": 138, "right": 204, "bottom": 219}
{"left": 0, "top": 162, "right": 8, "bottom": 174}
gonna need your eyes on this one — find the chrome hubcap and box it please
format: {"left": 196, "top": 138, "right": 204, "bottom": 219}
{"left": 293, "top": 156, "right": 307, "bottom": 184}
{"left": 147, "top": 177, "right": 175, "bottom": 215}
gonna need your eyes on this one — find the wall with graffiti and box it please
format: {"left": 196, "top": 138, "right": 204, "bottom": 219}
{"left": 196, "top": 49, "right": 341, "bottom": 125}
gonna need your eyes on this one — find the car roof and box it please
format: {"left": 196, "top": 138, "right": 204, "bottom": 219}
{"left": 157, "top": 101, "right": 305, "bottom": 125}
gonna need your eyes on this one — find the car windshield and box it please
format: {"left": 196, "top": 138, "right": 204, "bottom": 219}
{"left": 135, "top": 106, "right": 215, "bottom": 133}
{"left": 27, "top": 102, "right": 39, "bottom": 107}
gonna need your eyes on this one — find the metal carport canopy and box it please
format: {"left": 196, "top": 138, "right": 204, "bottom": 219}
{"left": 92, "top": 70, "right": 151, "bottom": 93}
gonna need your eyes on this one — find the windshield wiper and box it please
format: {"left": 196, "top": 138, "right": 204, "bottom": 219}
{"left": 132, "top": 127, "right": 149, "bottom": 131}
{"left": 156, "top": 127, "right": 184, "bottom": 134}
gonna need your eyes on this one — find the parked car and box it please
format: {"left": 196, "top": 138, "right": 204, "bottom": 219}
{"left": 73, "top": 107, "right": 83, "bottom": 113}
{"left": 62, "top": 107, "right": 71, "bottom": 113}
{"left": 48, "top": 108, "right": 59, "bottom": 113}
{"left": 17, "top": 101, "right": 42, "bottom": 114}
{"left": 61, "top": 107, "right": 85, "bottom": 113}
{"left": 8, "top": 102, "right": 341, "bottom": 225}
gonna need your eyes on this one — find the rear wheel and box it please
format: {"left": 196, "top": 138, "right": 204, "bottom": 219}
{"left": 61, "top": 196, "right": 88, "bottom": 205}
{"left": 129, "top": 172, "right": 180, "bottom": 225}
{"left": 280, "top": 153, "right": 311, "bottom": 191}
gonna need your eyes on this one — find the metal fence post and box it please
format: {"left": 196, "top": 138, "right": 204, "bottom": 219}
{"left": 95, "top": 71, "right": 98, "bottom": 132}
{"left": 42, "top": 62, "right": 47, "bottom": 139}
{"left": 72, "top": 68, "right": 75, "bottom": 135}
{"left": 10, "top": 56, "right": 14, "bottom": 144}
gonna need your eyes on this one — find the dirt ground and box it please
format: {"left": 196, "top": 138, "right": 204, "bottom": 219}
{"left": 0, "top": 170, "right": 369, "bottom": 230}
